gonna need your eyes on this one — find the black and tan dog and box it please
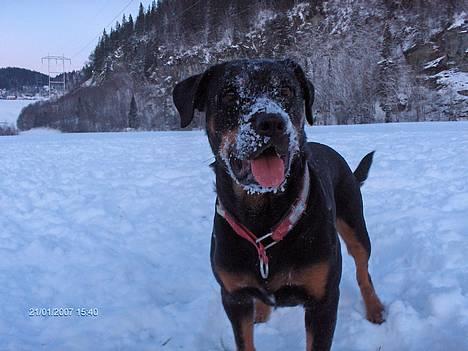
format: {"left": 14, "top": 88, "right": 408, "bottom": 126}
{"left": 173, "top": 59, "right": 384, "bottom": 351}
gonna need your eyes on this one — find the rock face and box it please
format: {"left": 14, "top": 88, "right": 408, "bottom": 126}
{"left": 19, "top": 70, "right": 134, "bottom": 132}
{"left": 17, "top": 0, "right": 468, "bottom": 132}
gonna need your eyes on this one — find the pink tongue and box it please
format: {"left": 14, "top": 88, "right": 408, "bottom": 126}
{"left": 251, "top": 154, "right": 285, "bottom": 188}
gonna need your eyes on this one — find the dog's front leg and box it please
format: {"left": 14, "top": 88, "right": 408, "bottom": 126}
{"left": 304, "top": 291, "right": 339, "bottom": 351}
{"left": 221, "top": 288, "right": 255, "bottom": 351}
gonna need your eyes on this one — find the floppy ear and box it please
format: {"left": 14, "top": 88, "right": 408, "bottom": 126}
{"left": 283, "top": 59, "right": 315, "bottom": 125}
{"left": 173, "top": 71, "right": 211, "bottom": 128}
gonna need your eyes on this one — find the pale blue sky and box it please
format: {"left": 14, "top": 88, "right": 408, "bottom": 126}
{"left": 0, "top": 0, "right": 152, "bottom": 74}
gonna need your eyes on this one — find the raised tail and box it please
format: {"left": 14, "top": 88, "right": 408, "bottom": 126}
{"left": 354, "top": 151, "right": 375, "bottom": 186}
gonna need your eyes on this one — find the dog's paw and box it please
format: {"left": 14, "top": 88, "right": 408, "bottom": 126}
{"left": 366, "top": 300, "right": 385, "bottom": 324}
{"left": 254, "top": 300, "right": 272, "bottom": 324}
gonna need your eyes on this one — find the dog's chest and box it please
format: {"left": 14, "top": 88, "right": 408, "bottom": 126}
{"left": 216, "top": 261, "right": 330, "bottom": 303}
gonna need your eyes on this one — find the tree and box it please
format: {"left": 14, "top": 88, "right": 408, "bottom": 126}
{"left": 126, "top": 14, "right": 134, "bottom": 38}
{"left": 377, "top": 22, "right": 398, "bottom": 123}
{"left": 109, "top": 25, "right": 119, "bottom": 50}
{"left": 91, "top": 28, "right": 109, "bottom": 71}
{"left": 128, "top": 95, "right": 139, "bottom": 129}
{"left": 145, "top": 4, "right": 153, "bottom": 32}
{"left": 135, "top": 3, "right": 146, "bottom": 34}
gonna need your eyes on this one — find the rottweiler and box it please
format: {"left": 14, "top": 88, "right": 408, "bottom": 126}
{"left": 172, "top": 59, "right": 384, "bottom": 351}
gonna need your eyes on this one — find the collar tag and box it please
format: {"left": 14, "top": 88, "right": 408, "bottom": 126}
{"left": 259, "top": 257, "right": 269, "bottom": 279}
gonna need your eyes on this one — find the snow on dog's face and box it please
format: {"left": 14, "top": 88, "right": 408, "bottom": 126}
{"left": 173, "top": 59, "right": 315, "bottom": 194}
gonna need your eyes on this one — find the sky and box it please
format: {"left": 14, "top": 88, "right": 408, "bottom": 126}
{"left": 0, "top": 0, "right": 152, "bottom": 74}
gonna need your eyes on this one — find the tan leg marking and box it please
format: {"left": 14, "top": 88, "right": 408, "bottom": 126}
{"left": 216, "top": 268, "right": 257, "bottom": 350}
{"left": 240, "top": 317, "right": 255, "bottom": 351}
{"left": 254, "top": 299, "right": 271, "bottom": 324}
{"left": 299, "top": 263, "right": 330, "bottom": 300}
{"left": 336, "top": 218, "right": 385, "bottom": 324}
{"left": 306, "top": 328, "right": 314, "bottom": 351}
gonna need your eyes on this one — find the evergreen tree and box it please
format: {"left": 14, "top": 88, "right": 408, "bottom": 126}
{"left": 109, "top": 26, "right": 119, "bottom": 50}
{"left": 150, "top": 0, "right": 157, "bottom": 27}
{"left": 125, "top": 14, "right": 134, "bottom": 39}
{"left": 101, "top": 28, "right": 109, "bottom": 46}
{"left": 135, "top": 3, "right": 146, "bottom": 34}
{"left": 128, "top": 95, "right": 139, "bottom": 129}
{"left": 377, "top": 22, "right": 398, "bottom": 123}
{"left": 91, "top": 28, "right": 109, "bottom": 71}
{"left": 145, "top": 4, "right": 153, "bottom": 32}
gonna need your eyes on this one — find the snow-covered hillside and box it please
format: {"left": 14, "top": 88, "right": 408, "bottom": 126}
{"left": 0, "top": 99, "right": 34, "bottom": 126}
{"left": 0, "top": 122, "right": 467, "bottom": 350}
{"left": 18, "top": 2, "right": 468, "bottom": 132}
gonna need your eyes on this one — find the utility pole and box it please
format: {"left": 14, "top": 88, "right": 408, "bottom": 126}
{"left": 41, "top": 54, "right": 71, "bottom": 99}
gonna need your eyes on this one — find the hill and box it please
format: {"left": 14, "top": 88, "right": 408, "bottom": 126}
{"left": 18, "top": 0, "right": 468, "bottom": 132}
{"left": 0, "top": 67, "right": 49, "bottom": 97}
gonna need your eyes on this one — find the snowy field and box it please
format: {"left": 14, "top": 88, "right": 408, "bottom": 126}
{"left": 0, "top": 99, "right": 34, "bottom": 127}
{"left": 0, "top": 122, "right": 467, "bottom": 350}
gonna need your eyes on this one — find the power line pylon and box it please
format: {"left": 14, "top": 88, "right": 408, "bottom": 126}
{"left": 41, "top": 54, "right": 71, "bottom": 99}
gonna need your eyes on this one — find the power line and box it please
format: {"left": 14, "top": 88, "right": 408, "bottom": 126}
{"left": 65, "top": 0, "right": 208, "bottom": 97}
{"left": 174, "top": 0, "right": 203, "bottom": 21}
{"left": 47, "top": 1, "right": 256, "bottom": 100}
{"left": 71, "top": 0, "right": 135, "bottom": 59}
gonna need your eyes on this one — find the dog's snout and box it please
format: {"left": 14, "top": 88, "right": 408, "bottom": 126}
{"left": 254, "top": 113, "right": 285, "bottom": 137}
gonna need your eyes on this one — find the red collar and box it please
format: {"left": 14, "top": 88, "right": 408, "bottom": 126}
{"left": 216, "top": 166, "right": 310, "bottom": 279}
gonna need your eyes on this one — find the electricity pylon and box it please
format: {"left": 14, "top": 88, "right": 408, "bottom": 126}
{"left": 41, "top": 54, "right": 71, "bottom": 98}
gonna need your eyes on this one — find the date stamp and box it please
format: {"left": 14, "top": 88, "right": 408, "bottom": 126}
{"left": 28, "top": 307, "right": 99, "bottom": 317}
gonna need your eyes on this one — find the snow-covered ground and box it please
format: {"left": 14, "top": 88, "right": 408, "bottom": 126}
{"left": 0, "top": 122, "right": 467, "bottom": 351}
{"left": 0, "top": 99, "right": 34, "bottom": 127}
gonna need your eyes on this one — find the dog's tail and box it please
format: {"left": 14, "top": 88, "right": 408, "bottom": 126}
{"left": 353, "top": 151, "right": 375, "bottom": 186}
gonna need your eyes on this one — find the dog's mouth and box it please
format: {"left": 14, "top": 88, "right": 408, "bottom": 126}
{"left": 230, "top": 145, "right": 289, "bottom": 189}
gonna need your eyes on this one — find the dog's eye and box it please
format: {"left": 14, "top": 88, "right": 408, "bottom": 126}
{"left": 280, "top": 87, "right": 294, "bottom": 98}
{"left": 222, "top": 91, "right": 237, "bottom": 105}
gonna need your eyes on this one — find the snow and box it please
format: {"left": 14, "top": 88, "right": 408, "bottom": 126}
{"left": 0, "top": 122, "right": 467, "bottom": 350}
{"left": 431, "top": 69, "right": 468, "bottom": 97}
{"left": 19, "top": 127, "right": 61, "bottom": 135}
{"left": 447, "top": 11, "right": 467, "bottom": 30}
{"left": 423, "top": 56, "right": 445, "bottom": 70}
{"left": 0, "top": 99, "right": 35, "bottom": 127}
{"left": 243, "top": 97, "right": 289, "bottom": 122}
{"left": 220, "top": 96, "right": 301, "bottom": 194}
{"left": 81, "top": 78, "right": 95, "bottom": 87}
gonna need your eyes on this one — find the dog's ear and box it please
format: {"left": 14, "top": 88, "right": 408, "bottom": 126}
{"left": 283, "top": 59, "right": 315, "bottom": 125}
{"left": 173, "top": 69, "right": 212, "bottom": 128}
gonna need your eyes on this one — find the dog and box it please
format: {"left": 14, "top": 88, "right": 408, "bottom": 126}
{"left": 173, "top": 59, "right": 384, "bottom": 351}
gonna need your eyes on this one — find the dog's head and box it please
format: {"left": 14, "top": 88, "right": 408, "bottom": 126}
{"left": 173, "top": 59, "right": 314, "bottom": 194}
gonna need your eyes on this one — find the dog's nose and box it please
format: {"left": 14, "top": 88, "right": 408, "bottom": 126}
{"left": 254, "top": 113, "right": 286, "bottom": 137}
